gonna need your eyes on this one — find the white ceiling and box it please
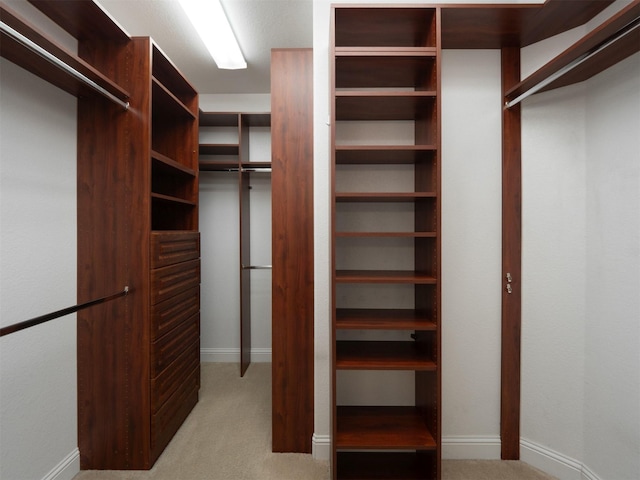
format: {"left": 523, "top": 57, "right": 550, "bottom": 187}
{"left": 98, "top": 0, "right": 313, "bottom": 94}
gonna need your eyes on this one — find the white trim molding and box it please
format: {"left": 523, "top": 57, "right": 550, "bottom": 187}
{"left": 200, "top": 347, "right": 272, "bottom": 363}
{"left": 42, "top": 448, "right": 79, "bottom": 480}
{"left": 312, "top": 433, "right": 331, "bottom": 461}
{"left": 521, "top": 438, "right": 603, "bottom": 480}
{"left": 442, "top": 435, "right": 501, "bottom": 459}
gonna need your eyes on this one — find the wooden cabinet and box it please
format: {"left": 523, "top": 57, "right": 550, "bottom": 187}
{"left": 77, "top": 33, "right": 200, "bottom": 469}
{"left": 5, "top": 1, "right": 202, "bottom": 469}
{"left": 331, "top": 6, "right": 441, "bottom": 479}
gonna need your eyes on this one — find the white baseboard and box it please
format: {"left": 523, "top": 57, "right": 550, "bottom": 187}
{"left": 42, "top": 448, "right": 79, "bottom": 480}
{"left": 521, "top": 438, "right": 602, "bottom": 480}
{"left": 312, "top": 433, "right": 331, "bottom": 460}
{"left": 201, "top": 347, "right": 272, "bottom": 363}
{"left": 442, "top": 435, "right": 501, "bottom": 459}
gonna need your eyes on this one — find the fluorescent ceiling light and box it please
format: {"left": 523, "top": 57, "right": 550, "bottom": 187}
{"left": 178, "top": 0, "right": 247, "bottom": 70}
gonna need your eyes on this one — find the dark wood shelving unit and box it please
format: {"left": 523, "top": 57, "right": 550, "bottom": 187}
{"left": 1, "top": 1, "right": 201, "bottom": 470}
{"left": 331, "top": 5, "right": 441, "bottom": 479}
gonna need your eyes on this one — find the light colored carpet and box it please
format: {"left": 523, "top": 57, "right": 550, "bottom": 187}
{"left": 73, "top": 363, "right": 557, "bottom": 480}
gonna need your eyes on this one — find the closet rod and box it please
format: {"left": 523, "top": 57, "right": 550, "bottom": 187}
{"left": 505, "top": 15, "right": 640, "bottom": 109}
{"left": 0, "top": 287, "right": 129, "bottom": 338}
{"left": 241, "top": 265, "right": 272, "bottom": 270}
{"left": 0, "top": 20, "right": 130, "bottom": 110}
{"left": 241, "top": 168, "right": 272, "bottom": 173}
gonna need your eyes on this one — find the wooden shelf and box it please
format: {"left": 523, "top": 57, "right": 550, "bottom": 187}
{"left": 199, "top": 144, "right": 239, "bottom": 156}
{"left": 334, "top": 8, "right": 436, "bottom": 48}
{"left": 335, "top": 192, "right": 436, "bottom": 202}
{"left": 241, "top": 161, "right": 271, "bottom": 170}
{"left": 335, "top": 53, "right": 436, "bottom": 89}
{"left": 151, "top": 44, "right": 197, "bottom": 109}
{"left": 28, "top": 0, "right": 130, "bottom": 44}
{"left": 336, "top": 309, "right": 437, "bottom": 330}
{"left": 151, "top": 192, "right": 197, "bottom": 207}
{"left": 506, "top": 0, "right": 640, "bottom": 103}
{"left": 336, "top": 270, "right": 437, "bottom": 284}
{"left": 336, "top": 231, "right": 436, "bottom": 238}
{"left": 336, "top": 341, "right": 436, "bottom": 370}
{"left": 199, "top": 112, "right": 239, "bottom": 127}
{"left": 336, "top": 92, "right": 436, "bottom": 121}
{"left": 152, "top": 150, "right": 196, "bottom": 177}
{"left": 0, "top": 4, "right": 129, "bottom": 105}
{"left": 335, "top": 145, "right": 437, "bottom": 164}
{"left": 336, "top": 452, "right": 435, "bottom": 480}
{"left": 336, "top": 406, "right": 437, "bottom": 450}
{"left": 199, "top": 161, "right": 239, "bottom": 171}
{"left": 152, "top": 78, "right": 196, "bottom": 119}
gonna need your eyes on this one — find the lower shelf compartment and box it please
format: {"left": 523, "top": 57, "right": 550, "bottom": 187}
{"left": 336, "top": 406, "right": 437, "bottom": 450}
{"left": 336, "top": 451, "right": 437, "bottom": 480}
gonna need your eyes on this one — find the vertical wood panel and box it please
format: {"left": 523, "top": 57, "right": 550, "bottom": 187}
{"left": 271, "top": 48, "right": 314, "bottom": 453}
{"left": 501, "top": 46, "right": 522, "bottom": 461}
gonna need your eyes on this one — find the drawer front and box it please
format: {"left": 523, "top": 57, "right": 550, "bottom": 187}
{"left": 151, "top": 338, "right": 200, "bottom": 412}
{"left": 151, "top": 231, "right": 200, "bottom": 269}
{"left": 151, "top": 313, "right": 199, "bottom": 378}
{"left": 151, "top": 365, "right": 200, "bottom": 453}
{"left": 151, "top": 286, "right": 199, "bottom": 341}
{"left": 151, "top": 259, "right": 200, "bottom": 305}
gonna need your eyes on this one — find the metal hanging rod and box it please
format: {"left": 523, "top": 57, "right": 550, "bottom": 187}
{"left": 505, "top": 15, "right": 640, "bottom": 109}
{"left": 241, "top": 167, "right": 272, "bottom": 173}
{"left": 241, "top": 265, "right": 272, "bottom": 270}
{"left": 0, "top": 287, "right": 129, "bottom": 338}
{"left": 0, "top": 20, "right": 130, "bottom": 110}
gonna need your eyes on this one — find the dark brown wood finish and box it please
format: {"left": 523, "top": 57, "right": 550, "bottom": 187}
{"left": 0, "top": 4, "right": 129, "bottom": 104}
{"left": 73, "top": 27, "right": 200, "bottom": 469}
{"left": 506, "top": 0, "right": 640, "bottom": 102}
{"left": 332, "top": 6, "right": 440, "bottom": 479}
{"left": 239, "top": 116, "right": 251, "bottom": 376}
{"left": 441, "top": 0, "right": 615, "bottom": 49}
{"left": 271, "top": 48, "right": 314, "bottom": 453}
{"left": 501, "top": 46, "right": 522, "bottom": 461}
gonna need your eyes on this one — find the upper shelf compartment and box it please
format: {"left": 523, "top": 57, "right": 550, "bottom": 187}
{"left": 0, "top": 3, "right": 130, "bottom": 108}
{"left": 152, "top": 43, "right": 198, "bottom": 117}
{"left": 505, "top": 0, "right": 640, "bottom": 107}
{"left": 334, "top": 7, "right": 436, "bottom": 49}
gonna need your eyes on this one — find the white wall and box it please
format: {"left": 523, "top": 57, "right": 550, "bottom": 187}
{"left": 520, "top": 25, "right": 640, "bottom": 480}
{"left": 583, "top": 53, "right": 640, "bottom": 480}
{"left": 0, "top": 59, "right": 78, "bottom": 480}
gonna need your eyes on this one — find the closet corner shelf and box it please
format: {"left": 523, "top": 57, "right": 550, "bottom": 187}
{"left": 336, "top": 341, "right": 437, "bottom": 371}
{"left": 505, "top": 0, "right": 640, "bottom": 105}
{"left": 335, "top": 270, "right": 437, "bottom": 284}
{"left": 336, "top": 406, "right": 437, "bottom": 450}
{"left": 336, "top": 308, "right": 437, "bottom": 331}
{"left": 152, "top": 150, "right": 196, "bottom": 177}
{"left": 0, "top": 4, "right": 129, "bottom": 106}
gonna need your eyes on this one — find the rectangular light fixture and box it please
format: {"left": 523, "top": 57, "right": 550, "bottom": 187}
{"left": 178, "top": 0, "right": 247, "bottom": 70}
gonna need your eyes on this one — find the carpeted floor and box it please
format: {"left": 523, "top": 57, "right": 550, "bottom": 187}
{"left": 73, "top": 363, "right": 557, "bottom": 480}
